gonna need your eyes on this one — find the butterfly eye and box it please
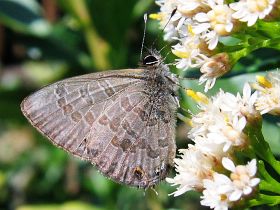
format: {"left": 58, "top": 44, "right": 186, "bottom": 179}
{"left": 143, "top": 55, "right": 159, "bottom": 65}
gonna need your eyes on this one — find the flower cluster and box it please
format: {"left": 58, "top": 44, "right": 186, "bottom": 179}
{"left": 166, "top": 83, "right": 261, "bottom": 210}
{"left": 151, "top": 0, "right": 279, "bottom": 91}
{"left": 253, "top": 71, "right": 280, "bottom": 115}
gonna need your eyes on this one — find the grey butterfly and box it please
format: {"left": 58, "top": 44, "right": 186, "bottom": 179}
{"left": 21, "top": 50, "right": 180, "bottom": 189}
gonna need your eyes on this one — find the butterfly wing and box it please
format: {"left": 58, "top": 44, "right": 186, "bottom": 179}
{"left": 84, "top": 91, "right": 177, "bottom": 188}
{"left": 21, "top": 69, "right": 177, "bottom": 188}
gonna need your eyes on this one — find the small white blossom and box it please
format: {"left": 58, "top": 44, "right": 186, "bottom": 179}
{"left": 166, "top": 145, "right": 214, "bottom": 196}
{"left": 189, "top": 88, "right": 250, "bottom": 152}
{"left": 201, "top": 173, "right": 234, "bottom": 210}
{"left": 222, "top": 158, "right": 260, "bottom": 201}
{"left": 254, "top": 72, "right": 280, "bottom": 115}
{"left": 172, "top": 35, "right": 210, "bottom": 70}
{"left": 154, "top": 0, "right": 180, "bottom": 40}
{"left": 230, "top": 0, "right": 276, "bottom": 26}
{"left": 176, "top": 0, "right": 211, "bottom": 17}
{"left": 193, "top": 2, "right": 235, "bottom": 49}
{"left": 236, "top": 83, "right": 258, "bottom": 116}
{"left": 207, "top": 115, "right": 248, "bottom": 152}
{"left": 193, "top": 134, "right": 226, "bottom": 159}
{"left": 188, "top": 99, "right": 221, "bottom": 139}
{"left": 198, "top": 53, "right": 231, "bottom": 92}
{"left": 213, "top": 83, "right": 258, "bottom": 118}
{"left": 199, "top": 71, "right": 217, "bottom": 92}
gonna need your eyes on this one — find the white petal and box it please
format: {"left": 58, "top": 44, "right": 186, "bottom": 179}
{"left": 171, "top": 13, "right": 181, "bottom": 21}
{"left": 176, "top": 17, "right": 186, "bottom": 30}
{"left": 219, "top": 184, "right": 234, "bottom": 194}
{"left": 243, "top": 83, "right": 251, "bottom": 98}
{"left": 222, "top": 157, "right": 236, "bottom": 172}
{"left": 223, "top": 142, "right": 231, "bottom": 152}
{"left": 195, "top": 12, "right": 210, "bottom": 22}
{"left": 237, "top": 116, "right": 247, "bottom": 131}
{"left": 229, "top": 2, "right": 239, "bottom": 10}
{"left": 250, "top": 178, "right": 260, "bottom": 187}
{"left": 193, "top": 23, "right": 211, "bottom": 34}
{"left": 225, "top": 23, "right": 233, "bottom": 32}
{"left": 215, "top": 173, "right": 232, "bottom": 184}
{"left": 243, "top": 186, "right": 253, "bottom": 195}
{"left": 247, "top": 14, "right": 258, "bottom": 26}
{"left": 182, "top": 2, "right": 200, "bottom": 11}
{"left": 229, "top": 190, "right": 242, "bottom": 201}
{"left": 208, "top": 35, "right": 219, "bottom": 50}
{"left": 166, "top": 177, "right": 175, "bottom": 183}
{"left": 216, "top": 0, "right": 224, "bottom": 5}
{"left": 247, "top": 159, "right": 257, "bottom": 176}
{"left": 176, "top": 60, "right": 188, "bottom": 69}
{"left": 250, "top": 91, "right": 258, "bottom": 105}
{"left": 232, "top": 9, "right": 245, "bottom": 19}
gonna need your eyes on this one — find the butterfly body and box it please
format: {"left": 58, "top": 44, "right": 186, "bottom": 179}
{"left": 21, "top": 50, "right": 179, "bottom": 189}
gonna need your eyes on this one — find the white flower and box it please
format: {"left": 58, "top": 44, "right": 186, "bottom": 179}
{"left": 193, "top": 134, "right": 226, "bottom": 159}
{"left": 207, "top": 115, "right": 248, "bottom": 152}
{"left": 236, "top": 83, "right": 258, "bottom": 116}
{"left": 188, "top": 87, "right": 253, "bottom": 153}
{"left": 212, "top": 90, "right": 239, "bottom": 114}
{"left": 193, "top": 2, "right": 235, "bottom": 49}
{"left": 176, "top": 0, "right": 211, "bottom": 17}
{"left": 172, "top": 35, "right": 210, "bottom": 70}
{"left": 230, "top": 0, "right": 276, "bottom": 26}
{"left": 199, "top": 53, "right": 231, "bottom": 92}
{"left": 254, "top": 72, "right": 280, "bottom": 115}
{"left": 166, "top": 145, "right": 214, "bottom": 196}
{"left": 199, "top": 70, "right": 217, "bottom": 92}
{"left": 188, "top": 99, "right": 221, "bottom": 139}
{"left": 222, "top": 158, "right": 260, "bottom": 201}
{"left": 153, "top": 0, "right": 180, "bottom": 40}
{"left": 201, "top": 173, "right": 234, "bottom": 210}
{"left": 213, "top": 83, "right": 258, "bottom": 117}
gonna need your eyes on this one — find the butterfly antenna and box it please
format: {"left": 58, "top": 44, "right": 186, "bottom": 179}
{"left": 151, "top": 7, "right": 177, "bottom": 49}
{"left": 140, "top": 13, "right": 148, "bottom": 61}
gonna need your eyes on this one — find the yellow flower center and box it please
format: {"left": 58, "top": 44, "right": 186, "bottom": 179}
{"left": 220, "top": 194, "right": 228, "bottom": 201}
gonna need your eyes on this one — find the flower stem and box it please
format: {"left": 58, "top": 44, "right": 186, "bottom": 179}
{"left": 258, "top": 160, "right": 280, "bottom": 186}
{"left": 255, "top": 21, "right": 280, "bottom": 39}
{"left": 229, "top": 35, "right": 280, "bottom": 65}
{"left": 259, "top": 181, "right": 280, "bottom": 195}
{"left": 245, "top": 120, "right": 280, "bottom": 176}
{"left": 248, "top": 194, "right": 280, "bottom": 207}
{"left": 67, "top": 0, "right": 110, "bottom": 70}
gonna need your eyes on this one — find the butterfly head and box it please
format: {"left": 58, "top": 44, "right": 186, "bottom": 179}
{"left": 141, "top": 49, "right": 163, "bottom": 67}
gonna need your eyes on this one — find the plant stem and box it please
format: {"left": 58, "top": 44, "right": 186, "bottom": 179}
{"left": 248, "top": 194, "right": 280, "bottom": 207}
{"left": 259, "top": 181, "right": 280, "bottom": 195}
{"left": 68, "top": 0, "right": 110, "bottom": 70}
{"left": 245, "top": 120, "right": 280, "bottom": 176}
{"left": 258, "top": 161, "right": 280, "bottom": 186}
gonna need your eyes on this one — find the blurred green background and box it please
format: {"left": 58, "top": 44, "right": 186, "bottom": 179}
{"left": 0, "top": 0, "right": 280, "bottom": 210}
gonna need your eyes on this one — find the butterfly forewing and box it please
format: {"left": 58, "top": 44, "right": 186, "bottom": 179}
{"left": 21, "top": 67, "right": 178, "bottom": 188}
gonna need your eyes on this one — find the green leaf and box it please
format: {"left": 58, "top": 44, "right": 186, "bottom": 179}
{"left": 87, "top": 0, "right": 139, "bottom": 48}
{"left": 262, "top": 118, "right": 280, "bottom": 156}
{"left": 0, "top": 0, "right": 51, "bottom": 36}
{"left": 219, "top": 36, "right": 242, "bottom": 46}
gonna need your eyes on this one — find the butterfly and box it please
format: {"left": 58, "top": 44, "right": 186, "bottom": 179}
{"left": 21, "top": 50, "right": 180, "bottom": 189}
